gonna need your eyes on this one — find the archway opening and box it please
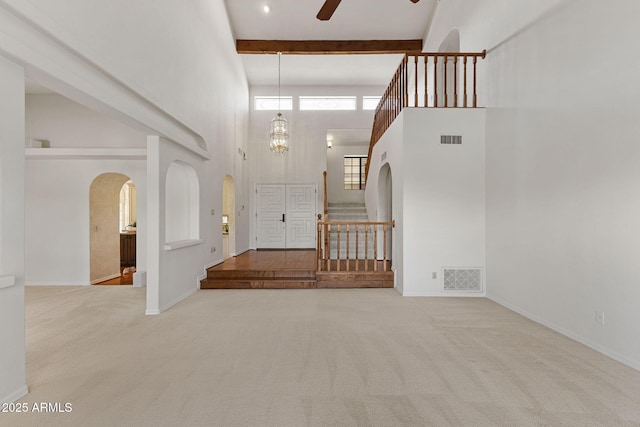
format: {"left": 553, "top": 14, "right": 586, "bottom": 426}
{"left": 377, "top": 163, "right": 393, "bottom": 260}
{"left": 222, "top": 175, "right": 236, "bottom": 259}
{"left": 90, "top": 173, "right": 135, "bottom": 285}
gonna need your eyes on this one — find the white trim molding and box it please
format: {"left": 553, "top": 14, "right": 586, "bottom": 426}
{"left": 163, "top": 239, "right": 204, "bottom": 251}
{"left": 488, "top": 294, "right": 640, "bottom": 372}
{"left": 1, "top": 385, "right": 28, "bottom": 405}
{"left": 25, "top": 148, "right": 147, "bottom": 160}
{"left": 90, "top": 274, "right": 121, "bottom": 285}
{"left": 146, "top": 286, "right": 198, "bottom": 316}
{"left": 0, "top": 275, "right": 15, "bottom": 289}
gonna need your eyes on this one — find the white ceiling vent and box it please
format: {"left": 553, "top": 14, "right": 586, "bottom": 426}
{"left": 440, "top": 135, "right": 462, "bottom": 145}
{"left": 443, "top": 268, "right": 482, "bottom": 292}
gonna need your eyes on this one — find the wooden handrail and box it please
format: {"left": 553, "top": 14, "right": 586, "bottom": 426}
{"left": 365, "top": 50, "right": 486, "bottom": 181}
{"left": 317, "top": 219, "right": 395, "bottom": 273}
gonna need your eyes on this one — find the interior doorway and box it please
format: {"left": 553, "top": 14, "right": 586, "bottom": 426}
{"left": 90, "top": 173, "right": 136, "bottom": 285}
{"left": 377, "top": 164, "right": 393, "bottom": 260}
{"left": 222, "top": 175, "right": 236, "bottom": 259}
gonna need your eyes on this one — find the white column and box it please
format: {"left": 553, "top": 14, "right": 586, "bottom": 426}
{"left": 145, "top": 136, "right": 161, "bottom": 314}
{"left": 0, "top": 54, "right": 28, "bottom": 403}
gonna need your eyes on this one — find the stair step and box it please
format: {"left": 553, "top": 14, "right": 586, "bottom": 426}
{"left": 201, "top": 279, "right": 317, "bottom": 289}
{"left": 200, "top": 250, "right": 392, "bottom": 290}
{"left": 207, "top": 269, "right": 315, "bottom": 280}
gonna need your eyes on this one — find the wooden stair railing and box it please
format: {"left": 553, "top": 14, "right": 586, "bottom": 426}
{"left": 365, "top": 50, "right": 487, "bottom": 181}
{"left": 317, "top": 217, "right": 395, "bottom": 272}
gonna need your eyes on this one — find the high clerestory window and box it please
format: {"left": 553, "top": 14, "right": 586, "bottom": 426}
{"left": 255, "top": 95, "right": 380, "bottom": 111}
{"left": 300, "top": 96, "right": 357, "bottom": 111}
{"left": 254, "top": 96, "right": 293, "bottom": 111}
{"left": 344, "top": 155, "right": 367, "bottom": 190}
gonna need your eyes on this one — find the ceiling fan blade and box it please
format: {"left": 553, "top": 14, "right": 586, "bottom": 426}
{"left": 317, "top": 0, "right": 342, "bottom": 21}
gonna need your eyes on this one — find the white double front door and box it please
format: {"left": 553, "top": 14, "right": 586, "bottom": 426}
{"left": 256, "top": 184, "right": 317, "bottom": 249}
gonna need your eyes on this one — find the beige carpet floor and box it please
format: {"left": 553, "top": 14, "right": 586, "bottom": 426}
{"left": 3, "top": 286, "right": 640, "bottom": 426}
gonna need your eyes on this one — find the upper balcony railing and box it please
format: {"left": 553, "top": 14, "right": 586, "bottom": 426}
{"left": 366, "top": 50, "right": 487, "bottom": 180}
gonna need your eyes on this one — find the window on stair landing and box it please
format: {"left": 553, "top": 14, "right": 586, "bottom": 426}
{"left": 344, "top": 155, "right": 367, "bottom": 190}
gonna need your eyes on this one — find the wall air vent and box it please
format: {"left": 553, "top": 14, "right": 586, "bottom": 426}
{"left": 443, "top": 268, "right": 482, "bottom": 292}
{"left": 440, "top": 135, "right": 462, "bottom": 145}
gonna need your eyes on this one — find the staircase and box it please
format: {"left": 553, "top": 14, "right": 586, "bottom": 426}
{"left": 200, "top": 250, "right": 317, "bottom": 289}
{"left": 200, "top": 268, "right": 317, "bottom": 289}
{"left": 326, "top": 202, "right": 375, "bottom": 259}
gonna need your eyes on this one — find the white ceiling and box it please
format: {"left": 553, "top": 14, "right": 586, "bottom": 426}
{"left": 25, "top": 2, "right": 436, "bottom": 92}
{"left": 225, "top": 0, "right": 437, "bottom": 86}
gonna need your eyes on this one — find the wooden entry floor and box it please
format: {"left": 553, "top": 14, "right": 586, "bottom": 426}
{"left": 95, "top": 271, "right": 133, "bottom": 286}
{"left": 200, "top": 250, "right": 393, "bottom": 289}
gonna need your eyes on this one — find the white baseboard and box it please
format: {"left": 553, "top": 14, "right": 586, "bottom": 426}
{"left": 487, "top": 294, "right": 640, "bottom": 372}
{"left": 90, "top": 273, "right": 121, "bottom": 285}
{"left": 0, "top": 275, "right": 16, "bottom": 289}
{"left": 159, "top": 286, "right": 198, "bottom": 313}
{"left": 1, "top": 385, "right": 28, "bottom": 404}
{"left": 205, "top": 258, "right": 224, "bottom": 270}
{"left": 145, "top": 286, "right": 198, "bottom": 316}
{"left": 402, "top": 291, "right": 486, "bottom": 297}
{"left": 133, "top": 271, "right": 146, "bottom": 288}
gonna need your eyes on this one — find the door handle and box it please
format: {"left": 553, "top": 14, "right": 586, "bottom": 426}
{"left": 281, "top": 213, "right": 285, "bottom": 222}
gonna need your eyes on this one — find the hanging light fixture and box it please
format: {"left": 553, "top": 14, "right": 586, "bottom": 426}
{"left": 269, "top": 52, "right": 289, "bottom": 155}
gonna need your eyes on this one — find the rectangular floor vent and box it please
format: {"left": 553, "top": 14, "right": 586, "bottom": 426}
{"left": 443, "top": 268, "right": 482, "bottom": 292}
{"left": 441, "top": 135, "right": 462, "bottom": 145}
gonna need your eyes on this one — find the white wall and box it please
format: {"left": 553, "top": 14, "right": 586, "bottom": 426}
{"left": 26, "top": 94, "right": 146, "bottom": 148}
{"left": 25, "top": 94, "right": 148, "bottom": 285}
{"left": 0, "top": 54, "right": 27, "bottom": 404}
{"left": 25, "top": 157, "right": 146, "bottom": 286}
{"left": 1, "top": 0, "right": 248, "bottom": 148}
{"left": 249, "top": 85, "right": 382, "bottom": 246}
{"left": 1, "top": 0, "right": 250, "bottom": 404}
{"left": 402, "top": 109, "right": 486, "bottom": 296}
{"left": 428, "top": 0, "right": 640, "bottom": 369}
{"left": 3, "top": 0, "right": 251, "bottom": 298}
{"left": 326, "top": 144, "right": 369, "bottom": 204}
{"left": 366, "top": 109, "right": 486, "bottom": 296}
{"left": 146, "top": 137, "right": 209, "bottom": 315}
{"left": 364, "top": 116, "right": 404, "bottom": 293}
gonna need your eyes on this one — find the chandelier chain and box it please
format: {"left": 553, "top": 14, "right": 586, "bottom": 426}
{"left": 269, "top": 51, "right": 289, "bottom": 155}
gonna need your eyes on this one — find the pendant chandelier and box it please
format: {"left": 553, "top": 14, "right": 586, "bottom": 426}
{"left": 269, "top": 52, "right": 289, "bottom": 155}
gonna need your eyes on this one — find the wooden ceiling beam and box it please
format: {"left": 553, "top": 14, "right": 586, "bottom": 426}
{"left": 236, "top": 39, "right": 423, "bottom": 55}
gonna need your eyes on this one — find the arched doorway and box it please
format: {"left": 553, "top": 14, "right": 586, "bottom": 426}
{"left": 377, "top": 163, "right": 393, "bottom": 260}
{"left": 222, "top": 175, "right": 236, "bottom": 259}
{"left": 90, "top": 173, "right": 136, "bottom": 284}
